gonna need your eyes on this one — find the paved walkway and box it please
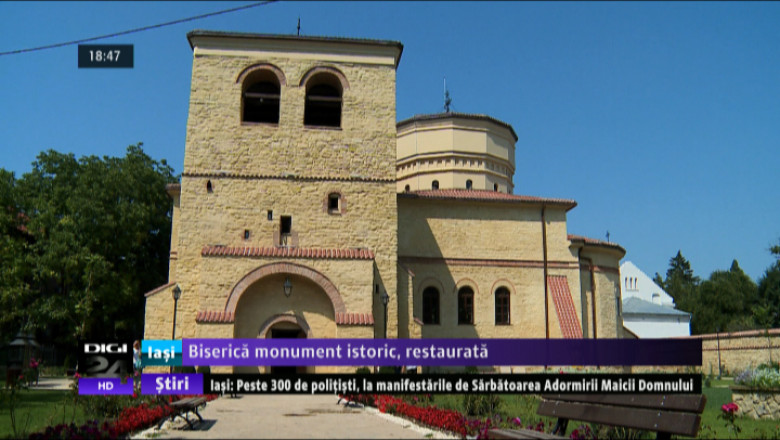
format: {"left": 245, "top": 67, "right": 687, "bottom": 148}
{"left": 30, "top": 377, "right": 72, "bottom": 391}
{"left": 136, "top": 394, "right": 457, "bottom": 439}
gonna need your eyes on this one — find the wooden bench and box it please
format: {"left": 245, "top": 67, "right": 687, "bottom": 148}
{"left": 489, "top": 394, "right": 706, "bottom": 440}
{"left": 156, "top": 396, "right": 208, "bottom": 429}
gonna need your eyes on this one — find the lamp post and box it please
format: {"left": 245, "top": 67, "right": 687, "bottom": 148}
{"left": 716, "top": 326, "right": 722, "bottom": 379}
{"left": 283, "top": 277, "right": 293, "bottom": 298}
{"left": 381, "top": 290, "right": 390, "bottom": 339}
{"left": 171, "top": 284, "right": 181, "bottom": 373}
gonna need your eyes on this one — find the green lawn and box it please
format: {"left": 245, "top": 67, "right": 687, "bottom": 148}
{"left": 0, "top": 389, "right": 90, "bottom": 439}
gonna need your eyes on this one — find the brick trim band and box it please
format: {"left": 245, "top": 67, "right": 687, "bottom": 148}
{"left": 182, "top": 171, "right": 394, "bottom": 184}
{"left": 203, "top": 246, "right": 374, "bottom": 260}
{"left": 399, "top": 256, "right": 580, "bottom": 270}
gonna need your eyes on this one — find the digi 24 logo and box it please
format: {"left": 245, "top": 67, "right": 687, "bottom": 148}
{"left": 78, "top": 341, "right": 132, "bottom": 377}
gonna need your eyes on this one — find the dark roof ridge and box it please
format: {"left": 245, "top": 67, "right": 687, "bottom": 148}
{"left": 397, "top": 112, "right": 518, "bottom": 141}
{"left": 187, "top": 29, "right": 403, "bottom": 50}
{"left": 568, "top": 234, "right": 626, "bottom": 253}
{"left": 399, "top": 189, "right": 577, "bottom": 211}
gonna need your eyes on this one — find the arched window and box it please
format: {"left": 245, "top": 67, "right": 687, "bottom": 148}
{"left": 242, "top": 70, "right": 281, "bottom": 124}
{"left": 457, "top": 286, "right": 474, "bottom": 325}
{"left": 494, "top": 183, "right": 499, "bottom": 192}
{"left": 206, "top": 180, "right": 213, "bottom": 193}
{"left": 422, "top": 286, "right": 440, "bottom": 325}
{"left": 466, "top": 180, "right": 473, "bottom": 190}
{"left": 404, "top": 184, "right": 410, "bottom": 192}
{"left": 304, "top": 73, "right": 343, "bottom": 127}
{"left": 432, "top": 180, "right": 439, "bottom": 190}
{"left": 495, "top": 287, "right": 510, "bottom": 325}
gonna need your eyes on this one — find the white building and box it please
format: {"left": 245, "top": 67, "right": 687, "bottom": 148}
{"left": 620, "top": 261, "right": 691, "bottom": 338}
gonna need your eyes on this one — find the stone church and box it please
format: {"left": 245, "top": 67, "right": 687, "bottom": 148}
{"left": 143, "top": 30, "right": 626, "bottom": 372}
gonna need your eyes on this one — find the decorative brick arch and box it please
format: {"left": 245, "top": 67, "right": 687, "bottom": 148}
{"left": 257, "top": 313, "right": 313, "bottom": 338}
{"left": 490, "top": 278, "right": 516, "bottom": 297}
{"left": 225, "top": 262, "right": 346, "bottom": 315}
{"left": 416, "top": 276, "right": 444, "bottom": 297}
{"left": 236, "top": 62, "right": 287, "bottom": 86}
{"left": 453, "top": 277, "right": 480, "bottom": 296}
{"left": 299, "top": 66, "right": 350, "bottom": 90}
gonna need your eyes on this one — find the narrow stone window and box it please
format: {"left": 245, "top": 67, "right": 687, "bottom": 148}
{"left": 422, "top": 287, "right": 440, "bottom": 325}
{"left": 267, "top": 210, "right": 273, "bottom": 220}
{"left": 457, "top": 286, "right": 474, "bottom": 325}
{"left": 243, "top": 229, "right": 250, "bottom": 240}
{"left": 206, "top": 180, "right": 213, "bottom": 193}
{"left": 328, "top": 193, "right": 340, "bottom": 213}
{"left": 304, "top": 73, "right": 342, "bottom": 127}
{"left": 494, "top": 183, "right": 499, "bottom": 192}
{"left": 432, "top": 180, "right": 439, "bottom": 190}
{"left": 280, "top": 216, "right": 292, "bottom": 234}
{"left": 280, "top": 216, "right": 292, "bottom": 246}
{"left": 242, "top": 70, "right": 281, "bottom": 124}
{"left": 404, "top": 184, "right": 410, "bottom": 192}
{"left": 495, "top": 287, "right": 510, "bottom": 325}
{"left": 466, "top": 179, "right": 473, "bottom": 190}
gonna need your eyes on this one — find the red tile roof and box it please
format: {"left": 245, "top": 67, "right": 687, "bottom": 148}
{"left": 399, "top": 189, "right": 577, "bottom": 210}
{"left": 196, "top": 311, "right": 235, "bottom": 323}
{"left": 143, "top": 282, "right": 176, "bottom": 298}
{"left": 568, "top": 234, "right": 626, "bottom": 253}
{"left": 548, "top": 275, "right": 583, "bottom": 339}
{"left": 335, "top": 313, "right": 374, "bottom": 326}
{"left": 202, "top": 246, "right": 375, "bottom": 260}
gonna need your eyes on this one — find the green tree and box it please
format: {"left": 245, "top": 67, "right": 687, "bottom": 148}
{"left": 1, "top": 144, "right": 176, "bottom": 350}
{"left": 756, "top": 239, "right": 780, "bottom": 328}
{"left": 658, "top": 251, "right": 700, "bottom": 316}
{"left": 0, "top": 169, "right": 36, "bottom": 340}
{"left": 692, "top": 260, "right": 758, "bottom": 334}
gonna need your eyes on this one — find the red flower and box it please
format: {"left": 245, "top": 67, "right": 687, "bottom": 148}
{"left": 722, "top": 402, "right": 739, "bottom": 414}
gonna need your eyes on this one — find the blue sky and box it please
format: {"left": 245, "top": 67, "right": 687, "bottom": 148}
{"left": 1, "top": 1, "right": 778, "bottom": 282}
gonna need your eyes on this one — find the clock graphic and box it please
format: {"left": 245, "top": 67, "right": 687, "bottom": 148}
{"left": 78, "top": 44, "right": 133, "bottom": 68}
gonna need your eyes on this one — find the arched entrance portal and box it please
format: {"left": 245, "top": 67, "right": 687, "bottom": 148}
{"left": 230, "top": 263, "right": 342, "bottom": 374}
{"left": 258, "top": 314, "right": 312, "bottom": 374}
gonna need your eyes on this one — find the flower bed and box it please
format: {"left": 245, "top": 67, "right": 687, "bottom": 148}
{"left": 732, "top": 363, "right": 780, "bottom": 420}
{"left": 29, "top": 394, "right": 219, "bottom": 439}
{"left": 342, "top": 394, "right": 550, "bottom": 438}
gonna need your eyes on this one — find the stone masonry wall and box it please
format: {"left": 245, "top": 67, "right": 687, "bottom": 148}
{"left": 163, "top": 43, "right": 399, "bottom": 341}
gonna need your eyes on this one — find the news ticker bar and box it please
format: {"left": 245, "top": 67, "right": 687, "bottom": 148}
{"left": 139, "top": 338, "right": 702, "bottom": 367}
{"left": 79, "top": 373, "right": 702, "bottom": 395}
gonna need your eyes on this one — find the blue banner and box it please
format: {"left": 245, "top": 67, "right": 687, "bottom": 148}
{"left": 181, "top": 338, "right": 701, "bottom": 367}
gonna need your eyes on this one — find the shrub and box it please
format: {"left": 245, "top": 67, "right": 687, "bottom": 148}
{"left": 355, "top": 367, "right": 371, "bottom": 374}
{"left": 462, "top": 393, "right": 501, "bottom": 417}
{"left": 735, "top": 363, "right": 780, "bottom": 389}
